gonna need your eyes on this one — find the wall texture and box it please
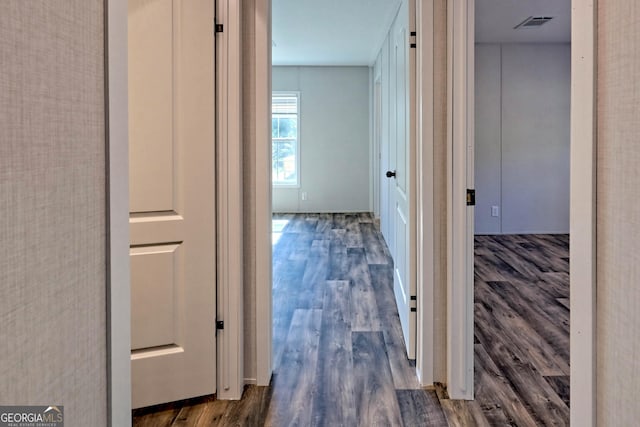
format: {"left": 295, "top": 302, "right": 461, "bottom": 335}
{"left": 0, "top": 1, "right": 107, "bottom": 425}
{"left": 475, "top": 43, "right": 570, "bottom": 234}
{"left": 272, "top": 66, "right": 370, "bottom": 212}
{"left": 597, "top": 1, "right": 640, "bottom": 425}
{"left": 474, "top": 44, "right": 502, "bottom": 234}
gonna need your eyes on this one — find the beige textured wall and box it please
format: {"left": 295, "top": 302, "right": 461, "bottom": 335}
{"left": 597, "top": 1, "right": 640, "bottom": 425}
{"left": 0, "top": 1, "right": 107, "bottom": 425}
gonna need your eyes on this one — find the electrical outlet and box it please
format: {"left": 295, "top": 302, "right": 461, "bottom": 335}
{"left": 301, "top": 191, "right": 308, "bottom": 201}
{"left": 491, "top": 206, "right": 500, "bottom": 217}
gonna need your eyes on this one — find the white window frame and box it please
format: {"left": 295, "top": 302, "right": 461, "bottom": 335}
{"left": 271, "top": 91, "right": 301, "bottom": 188}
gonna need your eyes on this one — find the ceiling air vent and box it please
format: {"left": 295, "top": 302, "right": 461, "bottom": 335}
{"left": 514, "top": 16, "right": 554, "bottom": 29}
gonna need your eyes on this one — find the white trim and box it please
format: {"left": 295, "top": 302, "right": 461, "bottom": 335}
{"left": 216, "top": 0, "right": 244, "bottom": 400}
{"left": 255, "top": 0, "right": 273, "bottom": 387}
{"left": 106, "top": 0, "right": 132, "bottom": 424}
{"left": 447, "top": 0, "right": 474, "bottom": 400}
{"left": 415, "top": 0, "right": 435, "bottom": 387}
{"left": 408, "top": 0, "right": 418, "bottom": 362}
{"left": 570, "top": 0, "right": 597, "bottom": 425}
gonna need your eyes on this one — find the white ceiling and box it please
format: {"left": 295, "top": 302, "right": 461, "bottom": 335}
{"left": 272, "top": 0, "right": 401, "bottom": 66}
{"left": 272, "top": 0, "right": 571, "bottom": 66}
{"left": 476, "top": 0, "right": 571, "bottom": 43}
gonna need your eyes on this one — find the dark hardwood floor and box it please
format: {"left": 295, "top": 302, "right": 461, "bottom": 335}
{"left": 442, "top": 233, "right": 570, "bottom": 426}
{"left": 133, "top": 214, "right": 569, "bottom": 426}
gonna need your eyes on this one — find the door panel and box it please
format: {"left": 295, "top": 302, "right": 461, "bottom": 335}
{"left": 128, "top": 0, "right": 174, "bottom": 213}
{"left": 128, "top": 0, "right": 216, "bottom": 409}
{"left": 130, "top": 244, "right": 180, "bottom": 350}
{"left": 391, "top": 0, "right": 416, "bottom": 359}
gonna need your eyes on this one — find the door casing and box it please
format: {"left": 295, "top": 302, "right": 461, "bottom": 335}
{"left": 446, "top": 0, "right": 475, "bottom": 400}
{"left": 106, "top": 0, "right": 131, "bottom": 424}
{"left": 446, "top": 0, "right": 598, "bottom": 422}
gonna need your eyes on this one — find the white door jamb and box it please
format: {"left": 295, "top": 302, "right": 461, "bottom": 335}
{"left": 254, "top": 0, "right": 274, "bottom": 387}
{"left": 216, "top": 0, "right": 245, "bottom": 400}
{"left": 106, "top": 0, "right": 132, "bottom": 424}
{"left": 415, "top": 0, "right": 436, "bottom": 386}
{"left": 447, "top": 0, "right": 475, "bottom": 400}
{"left": 570, "top": 1, "right": 597, "bottom": 425}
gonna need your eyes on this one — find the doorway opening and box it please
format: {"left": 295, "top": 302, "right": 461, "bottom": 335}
{"left": 468, "top": 0, "right": 572, "bottom": 423}
{"left": 267, "top": 0, "right": 423, "bottom": 423}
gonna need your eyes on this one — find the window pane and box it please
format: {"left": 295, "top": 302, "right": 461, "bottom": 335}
{"left": 272, "top": 118, "right": 278, "bottom": 138}
{"left": 278, "top": 117, "right": 297, "bottom": 138}
{"left": 272, "top": 140, "right": 297, "bottom": 184}
{"left": 278, "top": 140, "right": 295, "bottom": 159}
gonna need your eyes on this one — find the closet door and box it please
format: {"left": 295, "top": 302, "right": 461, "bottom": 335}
{"left": 128, "top": 0, "right": 217, "bottom": 408}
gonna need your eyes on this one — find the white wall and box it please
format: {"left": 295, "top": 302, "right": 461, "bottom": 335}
{"left": 475, "top": 43, "right": 571, "bottom": 234}
{"left": 272, "top": 66, "right": 370, "bottom": 212}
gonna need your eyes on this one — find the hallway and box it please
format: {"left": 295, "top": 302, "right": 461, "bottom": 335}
{"left": 267, "top": 213, "right": 444, "bottom": 426}
{"left": 133, "top": 214, "right": 570, "bottom": 426}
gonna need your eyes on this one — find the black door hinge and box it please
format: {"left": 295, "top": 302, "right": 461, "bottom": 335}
{"left": 410, "top": 31, "right": 417, "bottom": 48}
{"left": 215, "top": 23, "right": 224, "bottom": 33}
{"left": 215, "top": 319, "right": 224, "bottom": 336}
{"left": 466, "top": 189, "right": 476, "bottom": 206}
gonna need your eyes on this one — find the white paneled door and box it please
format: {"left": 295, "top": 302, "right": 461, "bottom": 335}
{"left": 386, "top": 0, "right": 417, "bottom": 359}
{"left": 128, "top": 0, "right": 217, "bottom": 408}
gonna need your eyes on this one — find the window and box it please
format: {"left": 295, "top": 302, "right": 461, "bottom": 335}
{"left": 272, "top": 92, "right": 299, "bottom": 187}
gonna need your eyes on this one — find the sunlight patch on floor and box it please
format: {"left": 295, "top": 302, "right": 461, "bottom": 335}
{"left": 272, "top": 219, "right": 290, "bottom": 245}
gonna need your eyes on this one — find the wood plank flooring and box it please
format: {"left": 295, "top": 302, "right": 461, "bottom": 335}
{"left": 268, "top": 213, "right": 426, "bottom": 427}
{"left": 438, "top": 234, "right": 570, "bottom": 426}
{"left": 133, "top": 216, "right": 570, "bottom": 426}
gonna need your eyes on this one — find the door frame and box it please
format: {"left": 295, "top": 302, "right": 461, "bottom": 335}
{"left": 215, "top": 0, "right": 245, "bottom": 400}
{"left": 254, "top": 0, "right": 432, "bottom": 387}
{"left": 569, "top": 1, "right": 597, "bottom": 425}
{"left": 446, "top": 0, "right": 475, "bottom": 400}
{"left": 106, "top": 0, "right": 131, "bottom": 424}
{"left": 105, "top": 0, "right": 247, "bottom": 421}
{"left": 252, "top": 0, "right": 274, "bottom": 387}
{"left": 448, "top": 0, "right": 597, "bottom": 422}
{"left": 414, "top": 0, "right": 436, "bottom": 386}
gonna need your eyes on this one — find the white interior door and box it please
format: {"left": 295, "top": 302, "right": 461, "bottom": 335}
{"left": 389, "top": 0, "right": 417, "bottom": 360}
{"left": 128, "top": 0, "right": 217, "bottom": 409}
